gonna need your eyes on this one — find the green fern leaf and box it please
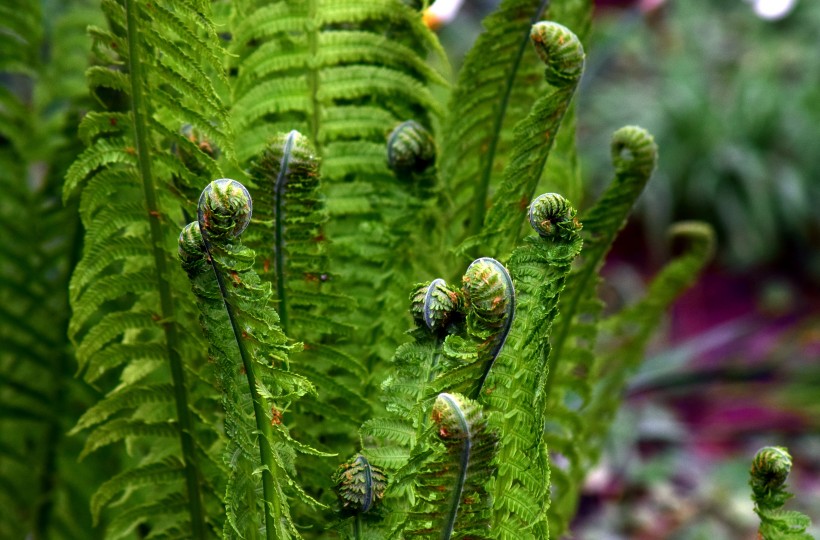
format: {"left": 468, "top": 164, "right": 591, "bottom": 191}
{"left": 483, "top": 193, "right": 583, "bottom": 540}
{"left": 461, "top": 22, "right": 585, "bottom": 258}
{"left": 65, "top": 0, "right": 235, "bottom": 536}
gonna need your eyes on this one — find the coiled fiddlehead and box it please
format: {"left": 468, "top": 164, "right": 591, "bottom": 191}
{"left": 411, "top": 278, "right": 465, "bottom": 334}
{"left": 528, "top": 192, "right": 582, "bottom": 240}
{"left": 387, "top": 120, "right": 436, "bottom": 181}
{"left": 334, "top": 454, "right": 387, "bottom": 516}
{"left": 530, "top": 21, "right": 586, "bottom": 87}
{"left": 749, "top": 446, "right": 813, "bottom": 539}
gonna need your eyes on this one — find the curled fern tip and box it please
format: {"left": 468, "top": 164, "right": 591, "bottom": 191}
{"left": 528, "top": 192, "right": 581, "bottom": 239}
{"left": 530, "top": 22, "right": 585, "bottom": 87}
{"left": 197, "top": 179, "right": 252, "bottom": 239}
{"left": 387, "top": 120, "right": 436, "bottom": 176}
{"left": 750, "top": 446, "right": 792, "bottom": 495}
{"left": 334, "top": 454, "right": 386, "bottom": 515}
{"left": 611, "top": 126, "right": 658, "bottom": 178}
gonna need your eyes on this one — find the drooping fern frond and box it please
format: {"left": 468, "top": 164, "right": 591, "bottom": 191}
{"left": 542, "top": 125, "right": 658, "bottom": 536}
{"left": 180, "top": 179, "right": 329, "bottom": 539}
{"left": 65, "top": 0, "right": 234, "bottom": 536}
{"left": 749, "top": 446, "right": 813, "bottom": 539}
{"left": 481, "top": 193, "right": 583, "bottom": 540}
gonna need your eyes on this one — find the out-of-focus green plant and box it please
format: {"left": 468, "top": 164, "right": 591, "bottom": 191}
{"left": 579, "top": 0, "right": 820, "bottom": 270}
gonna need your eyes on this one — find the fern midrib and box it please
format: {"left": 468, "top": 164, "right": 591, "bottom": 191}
{"left": 206, "top": 252, "right": 282, "bottom": 540}
{"left": 124, "top": 2, "right": 205, "bottom": 537}
{"left": 542, "top": 234, "right": 607, "bottom": 404}
{"left": 468, "top": 0, "right": 551, "bottom": 237}
{"left": 440, "top": 394, "right": 471, "bottom": 540}
{"left": 307, "top": 0, "right": 319, "bottom": 149}
{"left": 274, "top": 132, "right": 295, "bottom": 335}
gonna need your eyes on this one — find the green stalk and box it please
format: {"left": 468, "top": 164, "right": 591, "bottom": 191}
{"left": 439, "top": 394, "right": 471, "bottom": 540}
{"left": 273, "top": 133, "right": 295, "bottom": 335}
{"left": 307, "top": 0, "right": 320, "bottom": 148}
{"left": 124, "top": 1, "right": 205, "bottom": 537}
{"left": 468, "top": 0, "right": 551, "bottom": 236}
{"left": 207, "top": 261, "right": 282, "bottom": 540}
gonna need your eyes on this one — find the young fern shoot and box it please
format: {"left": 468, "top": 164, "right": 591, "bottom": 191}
{"left": 750, "top": 447, "right": 813, "bottom": 540}
{"left": 180, "top": 179, "right": 327, "bottom": 539}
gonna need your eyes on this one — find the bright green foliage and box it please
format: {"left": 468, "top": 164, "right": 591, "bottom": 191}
{"left": 180, "top": 179, "right": 326, "bottom": 539}
{"left": 483, "top": 193, "right": 583, "bottom": 540}
{"left": 0, "top": 1, "right": 720, "bottom": 539}
{"left": 750, "top": 446, "right": 813, "bottom": 539}
{"left": 64, "top": 0, "right": 234, "bottom": 537}
{"left": 459, "top": 21, "right": 585, "bottom": 258}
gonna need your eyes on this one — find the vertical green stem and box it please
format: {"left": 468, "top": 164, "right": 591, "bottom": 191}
{"left": 353, "top": 512, "right": 362, "bottom": 540}
{"left": 307, "top": 0, "right": 320, "bottom": 148}
{"left": 273, "top": 133, "right": 295, "bottom": 335}
{"left": 124, "top": 2, "right": 205, "bottom": 538}
{"left": 468, "top": 0, "right": 551, "bottom": 236}
{"left": 207, "top": 259, "right": 282, "bottom": 540}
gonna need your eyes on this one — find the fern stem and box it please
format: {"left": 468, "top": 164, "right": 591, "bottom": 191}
{"left": 124, "top": 1, "right": 205, "bottom": 537}
{"left": 353, "top": 510, "right": 362, "bottom": 540}
{"left": 307, "top": 0, "right": 319, "bottom": 149}
{"left": 273, "top": 132, "right": 295, "bottom": 335}
{"left": 439, "top": 394, "right": 471, "bottom": 540}
{"left": 208, "top": 261, "right": 282, "bottom": 540}
{"left": 468, "top": 0, "right": 550, "bottom": 237}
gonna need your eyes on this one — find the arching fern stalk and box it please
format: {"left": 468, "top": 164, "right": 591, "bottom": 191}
{"left": 180, "top": 179, "right": 328, "bottom": 539}
{"left": 64, "top": 0, "right": 232, "bottom": 536}
{"left": 749, "top": 446, "right": 813, "bottom": 539}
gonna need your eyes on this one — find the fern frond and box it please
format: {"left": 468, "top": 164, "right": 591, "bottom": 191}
{"left": 405, "top": 393, "right": 498, "bottom": 540}
{"left": 66, "top": 0, "right": 234, "bottom": 536}
{"left": 750, "top": 446, "right": 814, "bottom": 539}
{"left": 461, "top": 22, "right": 585, "bottom": 258}
{"left": 482, "top": 193, "right": 583, "bottom": 540}
{"left": 180, "top": 179, "right": 329, "bottom": 539}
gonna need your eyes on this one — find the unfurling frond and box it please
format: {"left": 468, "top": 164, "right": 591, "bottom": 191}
{"left": 750, "top": 446, "right": 813, "bottom": 539}
{"left": 483, "top": 193, "right": 583, "bottom": 540}
{"left": 405, "top": 393, "right": 498, "bottom": 540}
{"left": 181, "top": 179, "right": 326, "bottom": 539}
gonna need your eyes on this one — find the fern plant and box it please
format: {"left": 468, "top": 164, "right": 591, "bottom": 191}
{"left": 0, "top": 0, "right": 737, "bottom": 538}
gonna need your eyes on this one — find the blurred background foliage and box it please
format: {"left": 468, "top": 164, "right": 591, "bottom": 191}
{"left": 435, "top": 0, "right": 820, "bottom": 537}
